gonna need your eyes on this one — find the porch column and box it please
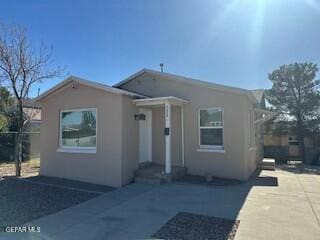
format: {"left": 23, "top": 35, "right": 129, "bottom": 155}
{"left": 181, "top": 104, "right": 185, "bottom": 167}
{"left": 165, "top": 101, "right": 171, "bottom": 174}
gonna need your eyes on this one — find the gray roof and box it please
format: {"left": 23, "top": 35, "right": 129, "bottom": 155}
{"left": 36, "top": 75, "right": 147, "bottom": 102}
{"left": 115, "top": 69, "right": 259, "bottom": 104}
{"left": 22, "top": 98, "right": 41, "bottom": 108}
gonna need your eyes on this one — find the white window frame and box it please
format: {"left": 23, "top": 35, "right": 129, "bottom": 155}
{"left": 198, "top": 107, "right": 224, "bottom": 150}
{"left": 58, "top": 108, "right": 97, "bottom": 154}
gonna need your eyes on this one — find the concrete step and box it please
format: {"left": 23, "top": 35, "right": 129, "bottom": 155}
{"left": 134, "top": 163, "right": 187, "bottom": 184}
{"left": 134, "top": 176, "right": 164, "bottom": 185}
{"left": 261, "top": 165, "right": 276, "bottom": 171}
{"left": 260, "top": 158, "right": 275, "bottom": 171}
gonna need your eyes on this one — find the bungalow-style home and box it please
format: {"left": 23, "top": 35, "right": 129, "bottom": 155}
{"left": 36, "top": 69, "right": 273, "bottom": 187}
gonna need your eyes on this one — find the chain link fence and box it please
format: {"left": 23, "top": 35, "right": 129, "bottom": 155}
{"left": 0, "top": 132, "right": 40, "bottom": 164}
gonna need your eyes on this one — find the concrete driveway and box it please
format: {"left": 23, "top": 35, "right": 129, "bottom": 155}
{"left": 1, "top": 165, "right": 320, "bottom": 240}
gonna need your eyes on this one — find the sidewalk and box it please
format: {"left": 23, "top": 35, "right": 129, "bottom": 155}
{"left": 1, "top": 165, "right": 319, "bottom": 240}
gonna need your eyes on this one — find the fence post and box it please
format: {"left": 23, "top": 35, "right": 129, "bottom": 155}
{"left": 14, "top": 132, "right": 19, "bottom": 176}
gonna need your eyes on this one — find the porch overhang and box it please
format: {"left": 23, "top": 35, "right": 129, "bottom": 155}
{"left": 133, "top": 96, "right": 188, "bottom": 106}
{"left": 133, "top": 96, "right": 188, "bottom": 175}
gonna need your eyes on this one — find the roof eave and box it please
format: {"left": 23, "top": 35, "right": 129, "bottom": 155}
{"left": 36, "top": 75, "right": 146, "bottom": 102}
{"left": 114, "top": 69, "right": 260, "bottom": 105}
{"left": 133, "top": 96, "right": 188, "bottom": 106}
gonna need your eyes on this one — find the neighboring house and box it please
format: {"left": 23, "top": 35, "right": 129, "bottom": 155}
{"left": 23, "top": 98, "right": 42, "bottom": 131}
{"left": 22, "top": 99, "right": 41, "bottom": 159}
{"left": 36, "top": 69, "right": 273, "bottom": 187}
{"left": 7, "top": 98, "right": 42, "bottom": 131}
{"left": 265, "top": 132, "right": 314, "bottom": 157}
{"left": 264, "top": 121, "right": 316, "bottom": 159}
{"left": 2, "top": 98, "right": 41, "bottom": 132}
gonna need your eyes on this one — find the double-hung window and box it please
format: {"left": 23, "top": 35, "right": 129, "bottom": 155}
{"left": 59, "top": 108, "right": 97, "bottom": 153}
{"left": 199, "top": 108, "right": 224, "bottom": 150}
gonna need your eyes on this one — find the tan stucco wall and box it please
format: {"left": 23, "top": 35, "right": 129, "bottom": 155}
{"left": 119, "top": 73, "right": 255, "bottom": 180}
{"left": 151, "top": 106, "right": 182, "bottom": 166}
{"left": 39, "top": 81, "right": 135, "bottom": 187}
{"left": 256, "top": 123, "right": 265, "bottom": 166}
{"left": 121, "top": 96, "right": 139, "bottom": 185}
{"left": 243, "top": 106, "right": 264, "bottom": 177}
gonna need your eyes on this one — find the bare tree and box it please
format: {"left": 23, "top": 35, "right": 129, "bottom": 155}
{"left": 0, "top": 23, "right": 63, "bottom": 176}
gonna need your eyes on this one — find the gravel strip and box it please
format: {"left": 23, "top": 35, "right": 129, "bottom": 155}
{"left": 0, "top": 178, "right": 101, "bottom": 229}
{"left": 152, "top": 212, "right": 240, "bottom": 240}
{"left": 23, "top": 175, "right": 114, "bottom": 193}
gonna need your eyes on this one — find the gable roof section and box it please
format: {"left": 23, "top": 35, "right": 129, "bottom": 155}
{"left": 114, "top": 69, "right": 259, "bottom": 104}
{"left": 36, "top": 75, "right": 146, "bottom": 102}
{"left": 250, "top": 89, "right": 265, "bottom": 103}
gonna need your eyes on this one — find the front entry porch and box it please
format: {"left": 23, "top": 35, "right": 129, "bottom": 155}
{"left": 134, "top": 162, "right": 187, "bottom": 184}
{"left": 133, "top": 96, "right": 188, "bottom": 183}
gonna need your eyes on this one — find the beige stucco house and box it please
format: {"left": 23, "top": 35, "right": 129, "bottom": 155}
{"left": 36, "top": 69, "right": 273, "bottom": 187}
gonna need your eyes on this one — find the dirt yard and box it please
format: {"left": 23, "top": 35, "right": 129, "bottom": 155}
{"left": 0, "top": 159, "right": 40, "bottom": 179}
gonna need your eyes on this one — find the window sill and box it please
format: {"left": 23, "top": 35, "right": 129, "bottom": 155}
{"left": 196, "top": 148, "right": 225, "bottom": 153}
{"left": 57, "top": 148, "right": 97, "bottom": 154}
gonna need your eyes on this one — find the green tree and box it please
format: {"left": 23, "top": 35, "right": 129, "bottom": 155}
{"left": 267, "top": 62, "right": 320, "bottom": 162}
{"left": 0, "top": 86, "right": 14, "bottom": 131}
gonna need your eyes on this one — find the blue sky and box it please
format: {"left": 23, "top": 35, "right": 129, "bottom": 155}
{"left": 1, "top": 0, "right": 320, "bottom": 96}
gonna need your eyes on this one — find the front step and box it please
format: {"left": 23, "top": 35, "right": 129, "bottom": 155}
{"left": 134, "top": 171, "right": 172, "bottom": 185}
{"left": 134, "top": 163, "right": 187, "bottom": 184}
{"left": 260, "top": 158, "right": 275, "bottom": 171}
{"left": 134, "top": 176, "right": 164, "bottom": 185}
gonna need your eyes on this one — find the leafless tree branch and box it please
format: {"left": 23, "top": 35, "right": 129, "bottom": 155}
{"left": 0, "top": 22, "right": 65, "bottom": 176}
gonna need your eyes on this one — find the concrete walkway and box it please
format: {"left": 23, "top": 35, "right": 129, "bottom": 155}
{"left": 235, "top": 165, "right": 320, "bottom": 240}
{"left": 1, "top": 165, "right": 320, "bottom": 240}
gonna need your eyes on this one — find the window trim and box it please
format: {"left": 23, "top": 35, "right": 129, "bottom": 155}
{"left": 58, "top": 108, "right": 97, "bottom": 153}
{"left": 198, "top": 107, "right": 224, "bottom": 150}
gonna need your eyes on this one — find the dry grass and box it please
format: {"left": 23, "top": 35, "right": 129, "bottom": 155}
{"left": 0, "top": 158, "right": 40, "bottom": 179}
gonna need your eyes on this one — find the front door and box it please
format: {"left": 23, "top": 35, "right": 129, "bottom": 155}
{"left": 139, "top": 108, "right": 152, "bottom": 163}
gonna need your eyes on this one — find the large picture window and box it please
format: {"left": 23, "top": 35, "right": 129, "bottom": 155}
{"left": 199, "top": 108, "right": 224, "bottom": 149}
{"left": 59, "top": 108, "right": 97, "bottom": 152}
